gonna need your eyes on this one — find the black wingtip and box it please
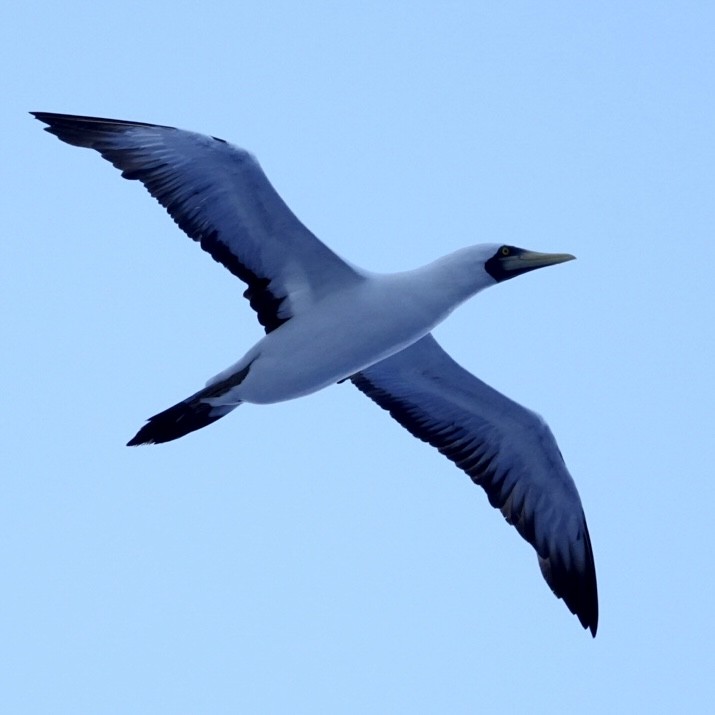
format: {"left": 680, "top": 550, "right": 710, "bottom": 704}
{"left": 31, "top": 112, "right": 175, "bottom": 150}
{"left": 31, "top": 111, "right": 166, "bottom": 129}
{"left": 538, "top": 522, "right": 598, "bottom": 637}
{"left": 578, "top": 523, "right": 599, "bottom": 637}
{"left": 581, "top": 596, "right": 598, "bottom": 638}
{"left": 30, "top": 111, "right": 111, "bottom": 148}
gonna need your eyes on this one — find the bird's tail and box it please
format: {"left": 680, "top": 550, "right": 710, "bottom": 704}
{"left": 127, "top": 395, "right": 239, "bottom": 446}
{"left": 127, "top": 362, "right": 252, "bottom": 446}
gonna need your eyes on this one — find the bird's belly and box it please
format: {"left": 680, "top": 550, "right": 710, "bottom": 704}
{"left": 237, "top": 285, "right": 446, "bottom": 404}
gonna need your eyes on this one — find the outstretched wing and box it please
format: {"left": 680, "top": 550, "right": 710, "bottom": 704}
{"left": 32, "top": 112, "right": 362, "bottom": 332}
{"left": 352, "top": 334, "right": 598, "bottom": 635}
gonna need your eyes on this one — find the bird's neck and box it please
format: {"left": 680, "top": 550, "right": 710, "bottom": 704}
{"left": 415, "top": 247, "right": 498, "bottom": 308}
{"left": 374, "top": 247, "right": 497, "bottom": 333}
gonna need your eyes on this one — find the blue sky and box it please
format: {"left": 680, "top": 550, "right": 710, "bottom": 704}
{"left": 3, "top": 2, "right": 714, "bottom": 712}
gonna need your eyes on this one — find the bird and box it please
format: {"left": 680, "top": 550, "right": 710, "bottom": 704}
{"left": 32, "top": 112, "right": 598, "bottom": 636}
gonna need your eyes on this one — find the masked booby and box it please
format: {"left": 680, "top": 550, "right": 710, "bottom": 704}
{"left": 32, "top": 112, "right": 598, "bottom": 636}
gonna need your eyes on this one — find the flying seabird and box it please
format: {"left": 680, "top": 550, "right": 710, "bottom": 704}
{"left": 32, "top": 112, "right": 598, "bottom": 636}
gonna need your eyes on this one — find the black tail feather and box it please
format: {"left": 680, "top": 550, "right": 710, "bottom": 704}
{"left": 127, "top": 399, "right": 237, "bottom": 446}
{"left": 128, "top": 362, "right": 252, "bottom": 445}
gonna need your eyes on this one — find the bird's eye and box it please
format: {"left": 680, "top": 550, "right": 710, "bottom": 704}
{"left": 500, "top": 246, "right": 510, "bottom": 256}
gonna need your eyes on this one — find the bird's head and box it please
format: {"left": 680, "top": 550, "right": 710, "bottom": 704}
{"left": 484, "top": 244, "right": 576, "bottom": 283}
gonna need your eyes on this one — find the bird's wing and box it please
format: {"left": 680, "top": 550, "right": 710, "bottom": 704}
{"left": 32, "top": 112, "right": 363, "bottom": 333}
{"left": 351, "top": 334, "right": 598, "bottom": 635}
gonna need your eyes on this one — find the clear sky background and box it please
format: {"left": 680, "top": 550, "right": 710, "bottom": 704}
{"left": 2, "top": 2, "right": 714, "bottom": 713}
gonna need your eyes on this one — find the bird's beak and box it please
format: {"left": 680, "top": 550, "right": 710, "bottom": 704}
{"left": 500, "top": 250, "right": 575, "bottom": 279}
